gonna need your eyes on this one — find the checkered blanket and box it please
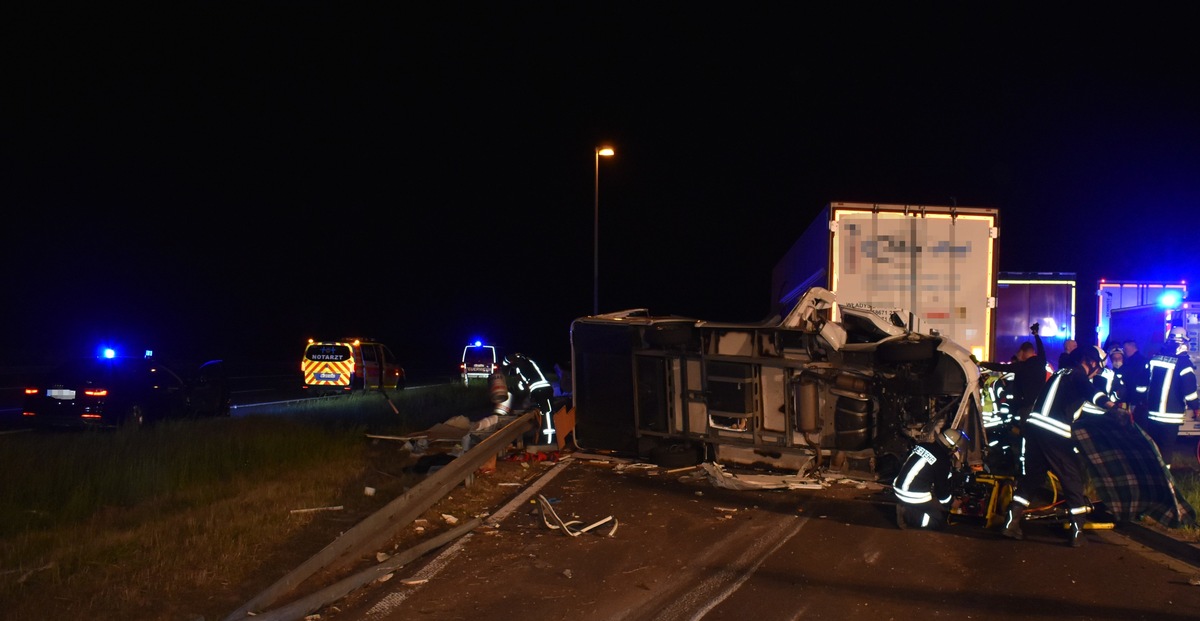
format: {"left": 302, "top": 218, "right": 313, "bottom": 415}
{"left": 1073, "top": 414, "right": 1197, "bottom": 528}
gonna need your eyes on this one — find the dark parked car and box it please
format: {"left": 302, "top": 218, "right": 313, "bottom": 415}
{"left": 22, "top": 355, "right": 231, "bottom": 429}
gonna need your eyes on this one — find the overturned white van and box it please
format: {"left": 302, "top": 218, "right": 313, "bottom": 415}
{"left": 568, "top": 287, "right": 987, "bottom": 479}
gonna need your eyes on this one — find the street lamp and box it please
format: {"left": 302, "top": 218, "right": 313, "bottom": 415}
{"left": 594, "top": 146, "right": 614, "bottom": 316}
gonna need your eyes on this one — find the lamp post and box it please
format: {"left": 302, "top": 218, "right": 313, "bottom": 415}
{"left": 593, "top": 146, "right": 614, "bottom": 316}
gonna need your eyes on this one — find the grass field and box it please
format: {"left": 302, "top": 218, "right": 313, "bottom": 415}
{"left": 0, "top": 384, "right": 493, "bottom": 621}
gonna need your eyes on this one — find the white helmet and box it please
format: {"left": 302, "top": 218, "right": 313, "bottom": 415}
{"left": 1169, "top": 326, "right": 1190, "bottom": 344}
{"left": 938, "top": 428, "right": 969, "bottom": 453}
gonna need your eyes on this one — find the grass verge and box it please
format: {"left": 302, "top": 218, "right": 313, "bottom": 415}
{"left": 0, "top": 384, "right": 491, "bottom": 621}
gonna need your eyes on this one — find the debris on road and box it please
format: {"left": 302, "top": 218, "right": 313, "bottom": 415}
{"left": 700, "top": 462, "right": 826, "bottom": 490}
{"left": 536, "top": 493, "right": 619, "bottom": 537}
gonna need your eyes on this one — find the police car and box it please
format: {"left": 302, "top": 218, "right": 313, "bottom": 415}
{"left": 22, "top": 347, "right": 230, "bottom": 429}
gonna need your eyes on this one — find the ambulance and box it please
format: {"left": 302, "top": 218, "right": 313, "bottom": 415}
{"left": 301, "top": 338, "right": 405, "bottom": 396}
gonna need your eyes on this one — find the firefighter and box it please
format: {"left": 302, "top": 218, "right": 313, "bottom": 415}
{"left": 1003, "top": 345, "right": 1110, "bottom": 547}
{"left": 892, "top": 428, "right": 969, "bottom": 530}
{"left": 976, "top": 323, "right": 1047, "bottom": 424}
{"left": 1123, "top": 339, "right": 1152, "bottom": 420}
{"left": 1142, "top": 327, "right": 1200, "bottom": 464}
{"left": 1091, "top": 345, "right": 1123, "bottom": 409}
{"left": 501, "top": 353, "right": 558, "bottom": 446}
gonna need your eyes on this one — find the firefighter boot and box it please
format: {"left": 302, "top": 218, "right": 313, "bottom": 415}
{"left": 1001, "top": 502, "right": 1024, "bottom": 540}
{"left": 1069, "top": 519, "right": 1086, "bottom": 548}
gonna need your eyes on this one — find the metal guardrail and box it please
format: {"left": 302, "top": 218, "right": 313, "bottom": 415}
{"left": 223, "top": 410, "right": 537, "bottom": 621}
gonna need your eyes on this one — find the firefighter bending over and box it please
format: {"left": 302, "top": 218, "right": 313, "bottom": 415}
{"left": 1003, "top": 345, "right": 1110, "bottom": 547}
{"left": 496, "top": 353, "right": 558, "bottom": 446}
{"left": 892, "top": 428, "right": 969, "bottom": 530}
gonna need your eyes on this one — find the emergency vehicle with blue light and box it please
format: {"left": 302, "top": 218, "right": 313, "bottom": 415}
{"left": 460, "top": 341, "right": 500, "bottom": 385}
{"left": 301, "top": 338, "right": 405, "bottom": 396}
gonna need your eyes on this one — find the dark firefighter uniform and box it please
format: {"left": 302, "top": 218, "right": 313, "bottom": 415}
{"left": 1143, "top": 328, "right": 1200, "bottom": 463}
{"left": 502, "top": 353, "right": 558, "bottom": 446}
{"left": 1003, "top": 346, "right": 1109, "bottom": 547}
{"left": 892, "top": 429, "right": 967, "bottom": 530}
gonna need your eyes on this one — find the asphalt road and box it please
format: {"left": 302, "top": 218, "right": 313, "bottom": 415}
{"left": 322, "top": 456, "right": 1200, "bottom": 621}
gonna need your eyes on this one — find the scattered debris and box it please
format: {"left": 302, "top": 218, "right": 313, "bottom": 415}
{"left": 714, "top": 507, "right": 738, "bottom": 513}
{"left": 377, "top": 573, "right": 393, "bottom": 583}
{"left": 700, "top": 462, "right": 826, "bottom": 490}
{"left": 536, "top": 494, "right": 618, "bottom": 537}
{"left": 471, "top": 414, "right": 500, "bottom": 432}
{"left": 401, "top": 578, "right": 429, "bottom": 586}
{"left": 363, "top": 486, "right": 376, "bottom": 497}
{"left": 375, "top": 552, "right": 390, "bottom": 562}
{"left": 1189, "top": 575, "right": 1200, "bottom": 586}
{"left": 665, "top": 464, "right": 701, "bottom": 474}
{"left": 562, "top": 569, "right": 573, "bottom": 578}
{"left": 442, "top": 514, "right": 459, "bottom": 525}
{"left": 289, "top": 505, "right": 344, "bottom": 514}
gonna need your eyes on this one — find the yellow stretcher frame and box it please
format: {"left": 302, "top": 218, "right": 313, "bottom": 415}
{"left": 953, "top": 471, "right": 1114, "bottom": 530}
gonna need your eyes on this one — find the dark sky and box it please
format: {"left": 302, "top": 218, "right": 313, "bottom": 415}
{"left": 4, "top": 5, "right": 1198, "bottom": 374}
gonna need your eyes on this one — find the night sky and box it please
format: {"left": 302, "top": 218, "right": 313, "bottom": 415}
{"left": 5, "top": 5, "right": 1198, "bottom": 376}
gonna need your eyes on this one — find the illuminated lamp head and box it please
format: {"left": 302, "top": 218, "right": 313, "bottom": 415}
{"left": 1159, "top": 290, "right": 1183, "bottom": 309}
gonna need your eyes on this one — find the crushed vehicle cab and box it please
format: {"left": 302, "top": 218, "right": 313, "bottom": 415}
{"left": 569, "top": 287, "right": 986, "bottom": 479}
{"left": 301, "top": 338, "right": 405, "bottom": 396}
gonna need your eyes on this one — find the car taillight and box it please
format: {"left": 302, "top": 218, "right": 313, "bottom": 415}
{"left": 84, "top": 388, "right": 108, "bottom": 397}
{"left": 24, "top": 387, "right": 38, "bottom": 395}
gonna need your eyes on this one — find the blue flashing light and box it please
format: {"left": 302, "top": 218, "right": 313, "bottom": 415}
{"left": 472, "top": 340, "right": 482, "bottom": 347}
{"left": 1159, "top": 290, "right": 1183, "bottom": 309}
{"left": 101, "top": 348, "right": 116, "bottom": 359}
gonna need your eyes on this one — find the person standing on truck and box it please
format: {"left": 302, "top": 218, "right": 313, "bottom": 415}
{"left": 976, "top": 323, "right": 1047, "bottom": 424}
{"left": 1142, "top": 327, "right": 1200, "bottom": 464}
{"left": 1002, "top": 345, "right": 1110, "bottom": 547}
{"left": 892, "top": 428, "right": 969, "bottom": 530}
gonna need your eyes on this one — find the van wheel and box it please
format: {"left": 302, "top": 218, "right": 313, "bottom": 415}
{"left": 651, "top": 443, "right": 703, "bottom": 468}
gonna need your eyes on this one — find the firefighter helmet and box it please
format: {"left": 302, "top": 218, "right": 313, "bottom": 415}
{"left": 938, "top": 428, "right": 969, "bottom": 453}
{"left": 1169, "top": 326, "right": 1190, "bottom": 344}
